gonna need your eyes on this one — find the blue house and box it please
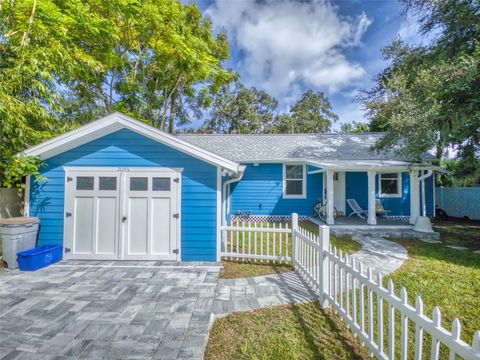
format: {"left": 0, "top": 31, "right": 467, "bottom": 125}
{"left": 23, "top": 113, "right": 440, "bottom": 262}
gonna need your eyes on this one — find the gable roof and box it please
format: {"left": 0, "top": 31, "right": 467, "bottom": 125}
{"left": 177, "top": 133, "right": 429, "bottom": 163}
{"left": 22, "top": 113, "right": 241, "bottom": 173}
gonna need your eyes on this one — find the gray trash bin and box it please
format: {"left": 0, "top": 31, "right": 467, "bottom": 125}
{"left": 0, "top": 217, "right": 39, "bottom": 269}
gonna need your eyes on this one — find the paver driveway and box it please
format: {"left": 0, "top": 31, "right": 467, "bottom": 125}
{"left": 0, "top": 262, "right": 220, "bottom": 360}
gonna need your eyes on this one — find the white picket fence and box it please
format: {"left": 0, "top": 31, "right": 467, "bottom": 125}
{"left": 220, "top": 221, "right": 292, "bottom": 262}
{"left": 221, "top": 213, "right": 480, "bottom": 360}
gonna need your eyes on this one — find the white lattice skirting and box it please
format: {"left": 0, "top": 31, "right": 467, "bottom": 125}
{"left": 384, "top": 215, "right": 410, "bottom": 222}
{"left": 231, "top": 214, "right": 309, "bottom": 222}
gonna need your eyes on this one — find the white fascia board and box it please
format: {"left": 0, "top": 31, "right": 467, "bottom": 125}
{"left": 306, "top": 160, "right": 446, "bottom": 173}
{"left": 21, "top": 112, "right": 240, "bottom": 173}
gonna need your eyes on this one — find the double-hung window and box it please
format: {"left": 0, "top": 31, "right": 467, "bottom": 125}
{"left": 379, "top": 173, "right": 402, "bottom": 198}
{"left": 283, "top": 164, "right": 306, "bottom": 198}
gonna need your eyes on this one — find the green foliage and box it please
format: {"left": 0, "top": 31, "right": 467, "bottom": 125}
{"left": 0, "top": 0, "right": 233, "bottom": 186}
{"left": 339, "top": 121, "right": 370, "bottom": 134}
{"left": 272, "top": 90, "right": 338, "bottom": 133}
{"left": 362, "top": 0, "right": 480, "bottom": 164}
{"left": 201, "top": 86, "right": 338, "bottom": 134}
{"left": 0, "top": 156, "right": 43, "bottom": 188}
{"left": 436, "top": 145, "right": 480, "bottom": 187}
{"left": 201, "top": 81, "right": 278, "bottom": 134}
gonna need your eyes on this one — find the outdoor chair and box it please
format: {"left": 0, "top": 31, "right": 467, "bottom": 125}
{"left": 375, "top": 199, "right": 391, "bottom": 217}
{"left": 346, "top": 199, "right": 369, "bottom": 219}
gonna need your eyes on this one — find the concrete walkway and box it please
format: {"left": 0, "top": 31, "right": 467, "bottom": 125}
{"left": 214, "top": 231, "right": 408, "bottom": 315}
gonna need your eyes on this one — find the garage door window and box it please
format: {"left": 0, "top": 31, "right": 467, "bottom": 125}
{"left": 152, "top": 177, "right": 170, "bottom": 191}
{"left": 76, "top": 176, "right": 94, "bottom": 190}
{"left": 130, "top": 177, "right": 148, "bottom": 191}
{"left": 99, "top": 177, "right": 117, "bottom": 190}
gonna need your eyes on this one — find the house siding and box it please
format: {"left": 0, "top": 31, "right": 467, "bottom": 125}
{"left": 29, "top": 128, "right": 218, "bottom": 261}
{"left": 230, "top": 163, "right": 323, "bottom": 217}
{"left": 230, "top": 166, "right": 434, "bottom": 219}
{"left": 345, "top": 172, "right": 434, "bottom": 217}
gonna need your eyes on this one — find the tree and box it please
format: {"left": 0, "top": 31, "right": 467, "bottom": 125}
{"left": 0, "top": 0, "right": 233, "bottom": 185}
{"left": 362, "top": 0, "right": 480, "bottom": 162}
{"left": 339, "top": 121, "right": 370, "bottom": 134}
{"left": 272, "top": 90, "right": 338, "bottom": 133}
{"left": 201, "top": 81, "right": 278, "bottom": 134}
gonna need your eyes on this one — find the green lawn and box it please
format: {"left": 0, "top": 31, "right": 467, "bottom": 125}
{"left": 221, "top": 220, "right": 361, "bottom": 278}
{"left": 205, "top": 302, "right": 370, "bottom": 360}
{"left": 384, "top": 220, "right": 480, "bottom": 356}
{"left": 212, "top": 220, "right": 480, "bottom": 359}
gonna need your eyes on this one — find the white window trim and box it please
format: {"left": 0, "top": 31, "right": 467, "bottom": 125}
{"left": 378, "top": 172, "right": 402, "bottom": 198}
{"left": 283, "top": 164, "right": 307, "bottom": 199}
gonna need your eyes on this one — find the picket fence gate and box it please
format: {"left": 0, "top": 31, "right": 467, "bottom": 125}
{"left": 221, "top": 213, "right": 480, "bottom": 360}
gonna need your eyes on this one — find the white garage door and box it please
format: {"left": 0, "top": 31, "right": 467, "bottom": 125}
{"left": 64, "top": 168, "right": 180, "bottom": 260}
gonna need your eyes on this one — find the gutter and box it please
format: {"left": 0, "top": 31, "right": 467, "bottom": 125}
{"left": 418, "top": 170, "right": 433, "bottom": 217}
{"left": 222, "top": 165, "right": 246, "bottom": 226}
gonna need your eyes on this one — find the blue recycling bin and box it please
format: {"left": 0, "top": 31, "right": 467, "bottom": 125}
{"left": 16, "top": 245, "right": 62, "bottom": 271}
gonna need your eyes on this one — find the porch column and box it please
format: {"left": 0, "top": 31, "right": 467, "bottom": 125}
{"left": 367, "top": 170, "right": 377, "bottom": 225}
{"left": 326, "top": 169, "right": 335, "bottom": 225}
{"left": 410, "top": 170, "right": 420, "bottom": 224}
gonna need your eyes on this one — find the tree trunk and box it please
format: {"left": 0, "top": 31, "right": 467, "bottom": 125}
{"left": 168, "top": 95, "right": 176, "bottom": 134}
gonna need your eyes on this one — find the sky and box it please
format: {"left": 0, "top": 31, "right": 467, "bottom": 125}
{"left": 191, "top": 0, "right": 423, "bottom": 129}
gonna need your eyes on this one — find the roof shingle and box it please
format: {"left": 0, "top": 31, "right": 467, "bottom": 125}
{"left": 177, "top": 133, "right": 413, "bottom": 163}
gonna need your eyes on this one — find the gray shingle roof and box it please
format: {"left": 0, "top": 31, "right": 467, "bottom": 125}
{"left": 176, "top": 133, "right": 417, "bottom": 163}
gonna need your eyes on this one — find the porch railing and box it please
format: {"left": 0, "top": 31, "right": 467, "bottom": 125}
{"left": 221, "top": 213, "right": 480, "bottom": 359}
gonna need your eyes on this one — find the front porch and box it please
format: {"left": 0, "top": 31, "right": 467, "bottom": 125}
{"left": 310, "top": 215, "right": 413, "bottom": 230}
{"left": 307, "top": 160, "right": 440, "bottom": 227}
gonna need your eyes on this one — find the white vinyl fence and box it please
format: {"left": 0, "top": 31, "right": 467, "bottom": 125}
{"left": 220, "top": 221, "right": 292, "bottom": 262}
{"left": 221, "top": 213, "right": 480, "bottom": 360}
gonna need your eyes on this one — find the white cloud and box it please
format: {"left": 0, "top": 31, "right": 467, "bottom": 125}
{"left": 205, "top": 0, "right": 372, "bottom": 98}
{"left": 398, "top": 10, "right": 422, "bottom": 43}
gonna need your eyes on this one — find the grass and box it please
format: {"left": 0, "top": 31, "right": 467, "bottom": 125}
{"left": 384, "top": 220, "right": 480, "bottom": 355}
{"left": 220, "top": 220, "right": 361, "bottom": 279}
{"left": 212, "top": 220, "right": 480, "bottom": 359}
{"left": 204, "top": 302, "right": 370, "bottom": 360}
{"left": 220, "top": 261, "right": 292, "bottom": 279}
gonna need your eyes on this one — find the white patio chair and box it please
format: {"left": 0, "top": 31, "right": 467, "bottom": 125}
{"left": 347, "top": 199, "right": 369, "bottom": 219}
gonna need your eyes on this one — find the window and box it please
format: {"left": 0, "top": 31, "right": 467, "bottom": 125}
{"left": 379, "top": 173, "right": 402, "bottom": 197}
{"left": 99, "top": 177, "right": 117, "bottom": 191}
{"left": 152, "top": 177, "right": 170, "bottom": 191}
{"left": 130, "top": 177, "right": 148, "bottom": 191}
{"left": 283, "top": 164, "right": 306, "bottom": 198}
{"left": 76, "top": 176, "right": 94, "bottom": 190}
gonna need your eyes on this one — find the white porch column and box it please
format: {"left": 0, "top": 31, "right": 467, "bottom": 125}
{"left": 410, "top": 170, "right": 420, "bottom": 224}
{"left": 367, "top": 170, "right": 377, "bottom": 225}
{"left": 326, "top": 169, "right": 335, "bottom": 225}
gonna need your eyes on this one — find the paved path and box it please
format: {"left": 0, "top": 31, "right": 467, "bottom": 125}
{"left": 0, "top": 233, "right": 407, "bottom": 359}
{"left": 0, "top": 264, "right": 220, "bottom": 360}
{"left": 214, "top": 231, "right": 407, "bottom": 315}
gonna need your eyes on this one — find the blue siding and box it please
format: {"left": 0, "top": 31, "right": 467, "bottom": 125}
{"left": 30, "top": 128, "right": 218, "bottom": 261}
{"left": 345, "top": 171, "right": 434, "bottom": 217}
{"left": 231, "top": 167, "right": 435, "bottom": 219}
{"left": 230, "top": 164, "right": 322, "bottom": 217}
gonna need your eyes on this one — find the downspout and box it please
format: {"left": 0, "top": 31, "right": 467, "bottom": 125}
{"left": 222, "top": 165, "right": 246, "bottom": 226}
{"left": 418, "top": 170, "right": 433, "bottom": 217}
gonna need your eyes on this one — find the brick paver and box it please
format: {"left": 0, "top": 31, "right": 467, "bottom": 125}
{"left": 0, "top": 263, "right": 219, "bottom": 360}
